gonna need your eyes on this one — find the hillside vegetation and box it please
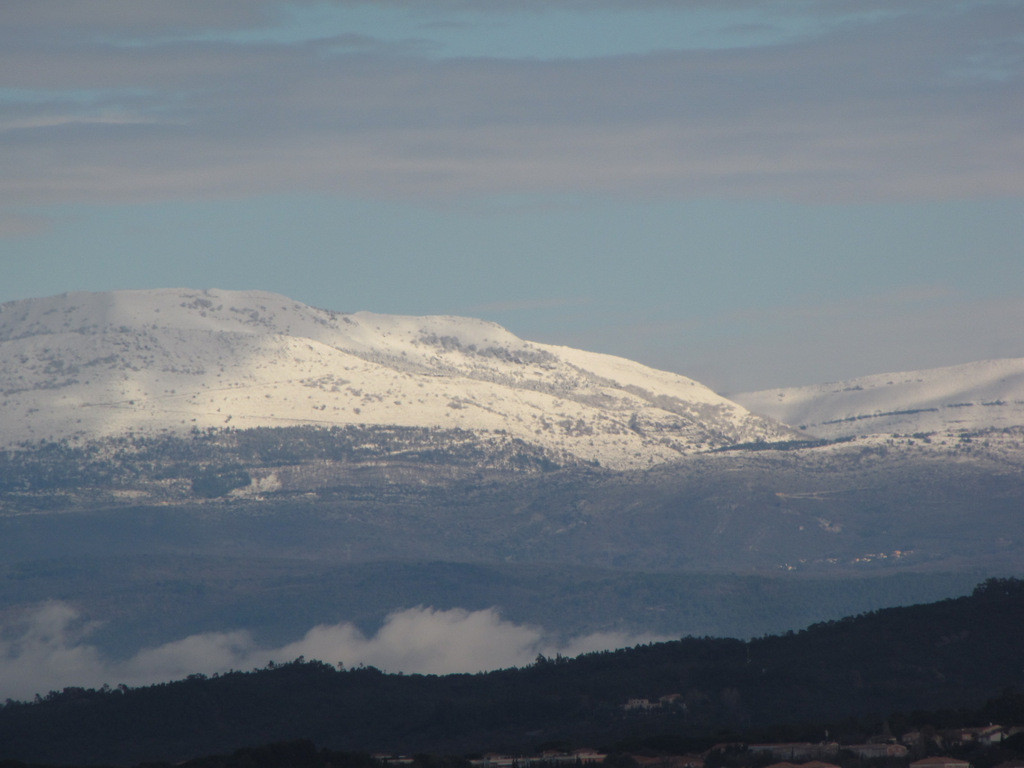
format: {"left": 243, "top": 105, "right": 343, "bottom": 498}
{"left": 2, "top": 579, "right": 1022, "bottom": 766}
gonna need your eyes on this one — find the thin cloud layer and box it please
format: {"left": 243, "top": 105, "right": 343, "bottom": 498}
{"left": 0, "top": 602, "right": 662, "bottom": 702}
{"left": 1, "top": 2, "right": 1020, "bottom": 208}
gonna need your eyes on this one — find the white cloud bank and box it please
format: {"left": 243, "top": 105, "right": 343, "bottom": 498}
{"left": 0, "top": 602, "right": 662, "bottom": 702}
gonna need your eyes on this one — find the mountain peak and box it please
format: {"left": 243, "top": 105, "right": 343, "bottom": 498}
{"left": 0, "top": 289, "right": 792, "bottom": 469}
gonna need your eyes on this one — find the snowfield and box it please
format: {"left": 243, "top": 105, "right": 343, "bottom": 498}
{"left": 735, "top": 358, "right": 1024, "bottom": 440}
{"left": 0, "top": 289, "right": 793, "bottom": 469}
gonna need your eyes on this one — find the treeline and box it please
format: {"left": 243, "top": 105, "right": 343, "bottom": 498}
{"left": 0, "top": 424, "right": 567, "bottom": 497}
{"left": 0, "top": 740, "right": 401, "bottom": 768}
{"left": 5, "top": 690, "right": 1024, "bottom": 768}
{"left": 2, "top": 580, "right": 1023, "bottom": 766}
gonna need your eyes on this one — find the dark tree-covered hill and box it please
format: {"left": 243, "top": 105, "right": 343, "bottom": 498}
{"left": 1, "top": 579, "right": 1023, "bottom": 766}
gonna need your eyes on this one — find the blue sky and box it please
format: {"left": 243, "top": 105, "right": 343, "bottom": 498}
{"left": 1, "top": 1, "right": 1022, "bottom": 392}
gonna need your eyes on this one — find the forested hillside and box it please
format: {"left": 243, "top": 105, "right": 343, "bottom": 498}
{"left": 2, "top": 579, "right": 1022, "bottom": 766}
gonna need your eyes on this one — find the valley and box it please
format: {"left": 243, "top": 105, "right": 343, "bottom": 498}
{"left": 1, "top": 289, "right": 1022, "bottom": 705}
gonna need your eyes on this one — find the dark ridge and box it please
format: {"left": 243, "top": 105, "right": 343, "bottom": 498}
{"left": 1, "top": 579, "right": 1022, "bottom": 766}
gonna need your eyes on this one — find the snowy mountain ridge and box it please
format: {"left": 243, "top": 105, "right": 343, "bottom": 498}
{"left": 0, "top": 289, "right": 793, "bottom": 469}
{"left": 734, "top": 358, "right": 1024, "bottom": 440}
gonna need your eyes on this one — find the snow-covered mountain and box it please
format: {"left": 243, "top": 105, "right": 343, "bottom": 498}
{"left": 734, "top": 358, "right": 1024, "bottom": 439}
{"left": 0, "top": 289, "right": 793, "bottom": 469}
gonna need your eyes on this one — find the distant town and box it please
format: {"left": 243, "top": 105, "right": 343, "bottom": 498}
{"left": 370, "top": 722, "right": 1024, "bottom": 768}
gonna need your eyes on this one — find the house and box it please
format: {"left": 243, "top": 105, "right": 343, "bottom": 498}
{"left": 901, "top": 731, "right": 944, "bottom": 749}
{"left": 969, "top": 725, "right": 1015, "bottom": 746}
{"left": 910, "top": 757, "right": 971, "bottom": 768}
{"left": 624, "top": 697, "right": 655, "bottom": 711}
{"left": 631, "top": 756, "right": 702, "bottom": 768}
{"left": 846, "top": 744, "right": 909, "bottom": 759}
{"left": 471, "top": 755, "right": 519, "bottom": 767}
{"left": 749, "top": 743, "right": 839, "bottom": 760}
{"left": 764, "top": 761, "right": 839, "bottom": 768}
{"left": 940, "top": 726, "right": 1019, "bottom": 748}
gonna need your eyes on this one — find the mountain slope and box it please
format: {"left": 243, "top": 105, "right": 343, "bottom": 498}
{"left": 0, "top": 289, "right": 792, "bottom": 469}
{"left": 734, "top": 358, "right": 1024, "bottom": 439}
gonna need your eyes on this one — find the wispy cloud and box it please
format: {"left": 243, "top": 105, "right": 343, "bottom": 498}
{"left": 0, "top": 2, "right": 1020, "bottom": 208}
{"left": 0, "top": 602, "right": 662, "bottom": 702}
